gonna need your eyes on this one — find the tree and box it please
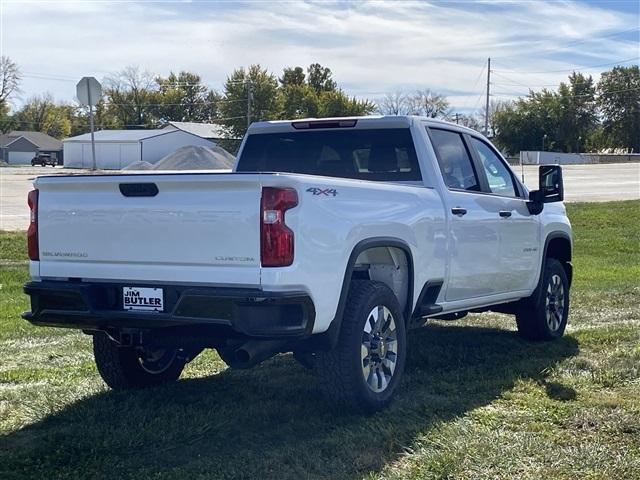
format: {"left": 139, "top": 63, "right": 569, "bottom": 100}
{"left": 378, "top": 92, "right": 410, "bottom": 115}
{"left": 458, "top": 113, "right": 483, "bottom": 131}
{"left": 218, "top": 64, "right": 281, "bottom": 141}
{"left": 15, "top": 94, "right": 71, "bottom": 138}
{"left": 279, "top": 67, "right": 306, "bottom": 87}
{"left": 103, "top": 66, "right": 157, "bottom": 128}
{"left": 0, "top": 102, "right": 16, "bottom": 133}
{"left": 154, "top": 71, "right": 212, "bottom": 123}
{"left": 71, "top": 100, "right": 120, "bottom": 136}
{"left": 557, "top": 72, "right": 597, "bottom": 152}
{"left": 277, "top": 64, "right": 374, "bottom": 119}
{"left": 317, "top": 90, "right": 375, "bottom": 117}
{"left": 408, "top": 89, "right": 451, "bottom": 118}
{"left": 307, "top": 63, "right": 337, "bottom": 94}
{"left": 0, "top": 56, "right": 21, "bottom": 106}
{"left": 597, "top": 65, "right": 640, "bottom": 152}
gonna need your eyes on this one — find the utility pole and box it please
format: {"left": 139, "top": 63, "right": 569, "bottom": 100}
{"left": 484, "top": 57, "right": 491, "bottom": 137}
{"left": 246, "top": 80, "right": 253, "bottom": 130}
{"left": 88, "top": 90, "right": 96, "bottom": 171}
{"left": 454, "top": 113, "right": 460, "bottom": 124}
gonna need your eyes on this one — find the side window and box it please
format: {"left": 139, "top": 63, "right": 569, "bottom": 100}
{"left": 429, "top": 128, "right": 480, "bottom": 191}
{"left": 470, "top": 137, "right": 517, "bottom": 197}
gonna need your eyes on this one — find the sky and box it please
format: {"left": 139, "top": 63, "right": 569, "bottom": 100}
{"left": 1, "top": 0, "right": 638, "bottom": 115}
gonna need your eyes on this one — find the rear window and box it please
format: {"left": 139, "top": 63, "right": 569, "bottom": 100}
{"left": 236, "top": 128, "right": 421, "bottom": 181}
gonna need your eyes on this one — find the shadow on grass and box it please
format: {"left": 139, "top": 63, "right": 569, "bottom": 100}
{"left": 0, "top": 324, "right": 579, "bottom": 480}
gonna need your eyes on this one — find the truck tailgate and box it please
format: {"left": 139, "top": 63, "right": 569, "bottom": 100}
{"left": 35, "top": 173, "right": 263, "bottom": 286}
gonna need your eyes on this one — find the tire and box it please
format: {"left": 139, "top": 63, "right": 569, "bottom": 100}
{"left": 93, "top": 333, "right": 186, "bottom": 390}
{"left": 516, "top": 258, "right": 570, "bottom": 341}
{"left": 315, "top": 280, "right": 407, "bottom": 413}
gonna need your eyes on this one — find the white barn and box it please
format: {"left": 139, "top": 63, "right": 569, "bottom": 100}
{"left": 63, "top": 122, "right": 223, "bottom": 169}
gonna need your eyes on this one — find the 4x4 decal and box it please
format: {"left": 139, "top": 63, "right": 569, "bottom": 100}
{"left": 306, "top": 187, "right": 338, "bottom": 196}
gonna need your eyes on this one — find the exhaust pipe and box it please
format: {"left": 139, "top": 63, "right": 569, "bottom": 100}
{"left": 218, "top": 340, "right": 288, "bottom": 369}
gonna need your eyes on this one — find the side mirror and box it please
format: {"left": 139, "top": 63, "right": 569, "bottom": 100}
{"left": 527, "top": 165, "right": 564, "bottom": 215}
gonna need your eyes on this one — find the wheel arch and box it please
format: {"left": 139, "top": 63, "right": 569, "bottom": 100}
{"left": 543, "top": 232, "right": 573, "bottom": 287}
{"left": 314, "top": 237, "right": 415, "bottom": 350}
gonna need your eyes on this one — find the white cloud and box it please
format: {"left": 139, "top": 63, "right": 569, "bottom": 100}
{"left": 1, "top": 0, "right": 637, "bottom": 113}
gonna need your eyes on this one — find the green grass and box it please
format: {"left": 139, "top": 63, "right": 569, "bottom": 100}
{"left": 0, "top": 201, "right": 639, "bottom": 479}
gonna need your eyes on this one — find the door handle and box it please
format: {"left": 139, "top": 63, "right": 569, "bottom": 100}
{"left": 499, "top": 210, "right": 512, "bottom": 218}
{"left": 451, "top": 207, "right": 467, "bottom": 217}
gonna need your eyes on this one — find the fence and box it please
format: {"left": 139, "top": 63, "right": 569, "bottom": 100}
{"left": 514, "top": 151, "right": 640, "bottom": 165}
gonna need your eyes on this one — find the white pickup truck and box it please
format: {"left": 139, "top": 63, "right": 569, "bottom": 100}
{"left": 23, "top": 116, "right": 572, "bottom": 412}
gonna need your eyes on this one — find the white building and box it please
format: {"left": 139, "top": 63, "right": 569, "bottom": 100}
{"left": 63, "top": 122, "right": 225, "bottom": 169}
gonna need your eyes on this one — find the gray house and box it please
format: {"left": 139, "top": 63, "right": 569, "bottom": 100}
{"left": 0, "top": 131, "right": 63, "bottom": 165}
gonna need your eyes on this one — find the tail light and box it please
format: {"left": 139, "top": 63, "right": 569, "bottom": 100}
{"left": 260, "top": 187, "right": 298, "bottom": 267}
{"left": 27, "top": 189, "right": 39, "bottom": 261}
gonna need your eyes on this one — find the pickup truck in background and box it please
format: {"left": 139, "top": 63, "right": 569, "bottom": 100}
{"left": 31, "top": 153, "right": 58, "bottom": 167}
{"left": 23, "top": 116, "right": 572, "bottom": 412}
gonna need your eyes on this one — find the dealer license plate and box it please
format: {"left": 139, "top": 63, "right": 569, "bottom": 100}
{"left": 123, "top": 287, "right": 164, "bottom": 312}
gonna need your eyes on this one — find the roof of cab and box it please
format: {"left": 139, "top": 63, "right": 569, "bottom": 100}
{"left": 248, "top": 115, "right": 480, "bottom": 136}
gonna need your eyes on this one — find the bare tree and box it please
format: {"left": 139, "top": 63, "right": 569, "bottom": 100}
{"left": 103, "top": 66, "right": 157, "bottom": 127}
{"left": 0, "top": 56, "right": 22, "bottom": 105}
{"left": 409, "top": 89, "right": 451, "bottom": 118}
{"left": 458, "top": 114, "right": 483, "bottom": 131}
{"left": 378, "top": 91, "right": 410, "bottom": 115}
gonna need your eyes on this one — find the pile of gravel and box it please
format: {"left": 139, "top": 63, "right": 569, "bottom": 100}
{"left": 152, "top": 145, "right": 235, "bottom": 171}
{"left": 122, "top": 161, "right": 154, "bottom": 171}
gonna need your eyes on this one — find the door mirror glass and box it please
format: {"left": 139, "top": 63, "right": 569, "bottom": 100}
{"left": 539, "top": 165, "right": 564, "bottom": 203}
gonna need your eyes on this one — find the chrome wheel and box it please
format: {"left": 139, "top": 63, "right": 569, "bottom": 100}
{"left": 137, "top": 348, "right": 178, "bottom": 374}
{"left": 361, "top": 305, "right": 398, "bottom": 393}
{"left": 545, "top": 274, "right": 565, "bottom": 332}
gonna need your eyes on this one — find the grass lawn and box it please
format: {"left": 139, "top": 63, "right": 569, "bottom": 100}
{"left": 0, "top": 200, "right": 638, "bottom": 479}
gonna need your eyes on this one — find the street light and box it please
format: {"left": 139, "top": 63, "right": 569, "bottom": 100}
{"left": 577, "top": 136, "right": 582, "bottom": 155}
{"left": 542, "top": 134, "right": 548, "bottom": 152}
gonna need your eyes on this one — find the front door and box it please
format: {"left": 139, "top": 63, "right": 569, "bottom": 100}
{"left": 467, "top": 136, "right": 540, "bottom": 294}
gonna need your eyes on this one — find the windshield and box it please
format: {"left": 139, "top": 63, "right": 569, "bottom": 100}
{"left": 236, "top": 128, "right": 421, "bottom": 182}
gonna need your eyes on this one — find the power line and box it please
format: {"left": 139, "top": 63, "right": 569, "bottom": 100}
{"left": 97, "top": 98, "right": 247, "bottom": 107}
{"left": 495, "top": 56, "right": 639, "bottom": 75}
{"left": 10, "top": 115, "right": 247, "bottom": 129}
{"left": 491, "top": 86, "right": 640, "bottom": 99}
{"left": 461, "top": 61, "right": 487, "bottom": 110}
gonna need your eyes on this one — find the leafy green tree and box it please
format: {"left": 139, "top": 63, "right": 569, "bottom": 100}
{"left": 597, "top": 65, "right": 640, "bottom": 152}
{"left": 317, "top": 90, "right": 375, "bottom": 117}
{"left": 0, "top": 102, "right": 16, "bottom": 133}
{"left": 70, "top": 100, "right": 120, "bottom": 136}
{"left": 307, "top": 63, "right": 337, "bottom": 94}
{"left": 280, "top": 67, "right": 306, "bottom": 87}
{"left": 280, "top": 83, "right": 319, "bottom": 118}
{"left": 218, "top": 64, "right": 281, "bottom": 141}
{"left": 278, "top": 64, "right": 374, "bottom": 120}
{"left": 492, "top": 89, "right": 561, "bottom": 155}
{"left": 15, "top": 94, "right": 71, "bottom": 138}
{"left": 557, "top": 72, "right": 597, "bottom": 152}
{"left": 154, "top": 71, "right": 212, "bottom": 122}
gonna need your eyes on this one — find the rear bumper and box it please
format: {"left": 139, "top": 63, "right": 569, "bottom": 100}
{"left": 23, "top": 280, "right": 315, "bottom": 338}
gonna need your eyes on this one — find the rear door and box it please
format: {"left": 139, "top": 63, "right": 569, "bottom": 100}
{"left": 36, "top": 173, "right": 263, "bottom": 286}
{"left": 428, "top": 127, "right": 503, "bottom": 301}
